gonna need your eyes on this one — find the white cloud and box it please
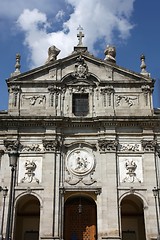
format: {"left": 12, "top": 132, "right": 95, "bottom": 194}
{"left": 16, "top": 0, "right": 135, "bottom": 68}
{"left": 55, "top": 10, "right": 65, "bottom": 22}
{"left": 0, "top": 0, "right": 65, "bottom": 19}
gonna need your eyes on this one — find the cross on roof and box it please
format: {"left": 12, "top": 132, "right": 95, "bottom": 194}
{"left": 77, "top": 25, "right": 84, "bottom": 46}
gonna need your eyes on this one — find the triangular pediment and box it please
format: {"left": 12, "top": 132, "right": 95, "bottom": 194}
{"left": 7, "top": 51, "right": 153, "bottom": 85}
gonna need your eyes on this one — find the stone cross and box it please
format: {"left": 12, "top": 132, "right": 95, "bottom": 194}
{"left": 77, "top": 25, "right": 84, "bottom": 46}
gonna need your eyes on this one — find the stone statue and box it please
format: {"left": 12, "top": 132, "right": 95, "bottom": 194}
{"left": 104, "top": 45, "right": 116, "bottom": 63}
{"left": 46, "top": 45, "right": 60, "bottom": 63}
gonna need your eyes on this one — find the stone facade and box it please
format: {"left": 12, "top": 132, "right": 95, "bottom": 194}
{"left": 0, "top": 31, "right": 160, "bottom": 240}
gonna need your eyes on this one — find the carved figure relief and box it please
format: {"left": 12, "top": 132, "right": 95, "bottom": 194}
{"left": 119, "top": 157, "right": 143, "bottom": 183}
{"left": 18, "top": 157, "right": 42, "bottom": 184}
{"left": 22, "top": 95, "right": 46, "bottom": 106}
{"left": 21, "top": 160, "right": 39, "bottom": 184}
{"left": 116, "top": 95, "right": 138, "bottom": 107}
{"left": 66, "top": 149, "right": 96, "bottom": 185}
{"left": 122, "top": 160, "right": 141, "bottom": 183}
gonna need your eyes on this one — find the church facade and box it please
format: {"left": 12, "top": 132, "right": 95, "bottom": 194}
{"left": 0, "top": 30, "right": 160, "bottom": 240}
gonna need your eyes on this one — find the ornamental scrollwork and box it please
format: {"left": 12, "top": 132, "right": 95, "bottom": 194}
{"left": 4, "top": 140, "right": 21, "bottom": 151}
{"left": 21, "top": 144, "right": 42, "bottom": 152}
{"left": 72, "top": 56, "right": 90, "bottom": 79}
{"left": 119, "top": 143, "right": 140, "bottom": 152}
{"left": 141, "top": 140, "right": 156, "bottom": 152}
{"left": 98, "top": 140, "right": 118, "bottom": 152}
{"left": 43, "top": 139, "right": 60, "bottom": 151}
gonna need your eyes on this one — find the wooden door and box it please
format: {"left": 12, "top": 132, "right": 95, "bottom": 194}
{"left": 64, "top": 197, "right": 97, "bottom": 240}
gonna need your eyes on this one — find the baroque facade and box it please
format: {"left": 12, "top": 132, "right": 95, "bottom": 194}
{"left": 0, "top": 30, "right": 160, "bottom": 240}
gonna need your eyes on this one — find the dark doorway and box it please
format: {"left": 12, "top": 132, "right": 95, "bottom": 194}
{"left": 121, "top": 194, "right": 146, "bottom": 240}
{"left": 14, "top": 194, "right": 40, "bottom": 240}
{"left": 64, "top": 196, "right": 97, "bottom": 240}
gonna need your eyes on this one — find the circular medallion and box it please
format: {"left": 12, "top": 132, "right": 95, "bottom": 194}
{"left": 66, "top": 149, "right": 95, "bottom": 176}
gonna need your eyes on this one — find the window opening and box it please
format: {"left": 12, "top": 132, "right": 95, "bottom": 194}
{"left": 72, "top": 93, "right": 89, "bottom": 116}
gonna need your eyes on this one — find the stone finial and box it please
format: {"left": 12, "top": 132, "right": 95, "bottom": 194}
{"left": 104, "top": 45, "right": 116, "bottom": 63}
{"left": 46, "top": 45, "right": 60, "bottom": 64}
{"left": 11, "top": 53, "right": 21, "bottom": 77}
{"left": 140, "top": 54, "right": 150, "bottom": 77}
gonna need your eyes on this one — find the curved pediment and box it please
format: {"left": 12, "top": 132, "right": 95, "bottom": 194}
{"left": 61, "top": 72, "right": 100, "bottom": 87}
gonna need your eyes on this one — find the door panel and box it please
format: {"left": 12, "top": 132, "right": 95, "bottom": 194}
{"left": 64, "top": 197, "right": 97, "bottom": 240}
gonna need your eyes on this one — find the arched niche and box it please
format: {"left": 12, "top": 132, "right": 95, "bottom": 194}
{"left": 14, "top": 194, "right": 40, "bottom": 240}
{"left": 120, "top": 194, "right": 146, "bottom": 240}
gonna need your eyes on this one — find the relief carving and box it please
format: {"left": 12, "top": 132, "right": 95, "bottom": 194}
{"left": 119, "top": 143, "right": 140, "bottom": 152}
{"left": 141, "top": 140, "right": 156, "bottom": 151}
{"left": 22, "top": 95, "right": 46, "bottom": 106}
{"left": 72, "top": 56, "right": 89, "bottom": 79}
{"left": 122, "top": 159, "right": 141, "bottom": 183}
{"left": 66, "top": 149, "right": 96, "bottom": 185}
{"left": 21, "top": 160, "right": 39, "bottom": 184}
{"left": 4, "top": 140, "right": 20, "bottom": 151}
{"left": 22, "top": 144, "right": 42, "bottom": 152}
{"left": 119, "top": 157, "right": 143, "bottom": 183}
{"left": 43, "top": 140, "right": 60, "bottom": 151}
{"left": 116, "top": 95, "right": 138, "bottom": 107}
{"left": 98, "top": 140, "right": 118, "bottom": 152}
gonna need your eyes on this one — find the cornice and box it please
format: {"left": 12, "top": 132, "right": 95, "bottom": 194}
{"left": 0, "top": 115, "right": 160, "bottom": 129}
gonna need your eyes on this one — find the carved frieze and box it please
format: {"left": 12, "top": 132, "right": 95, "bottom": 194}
{"left": 43, "top": 139, "right": 60, "bottom": 151}
{"left": 116, "top": 95, "right": 138, "bottom": 107}
{"left": 4, "top": 140, "right": 20, "bottom": 151}
{"left": 98, "top": 140, "right": 118, "bottom": 152}
{"left": 119, "top": 143, "right": 141, "bottom": 152}
{"left": 141, "top": 140, "right": 156, "bottom": 152}
{"left": 21, "top": 144, "right": 42, "bottom": 152}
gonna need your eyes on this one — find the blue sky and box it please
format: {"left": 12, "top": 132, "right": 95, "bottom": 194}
{"left": 0, "top": 0, "right": 160, "bottom": 110}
